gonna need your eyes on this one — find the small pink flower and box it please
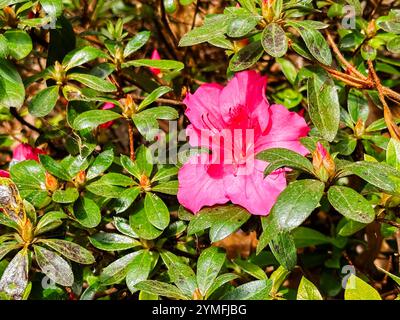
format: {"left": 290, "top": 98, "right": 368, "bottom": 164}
{"left": 177, "top": 70, "right": 310, "bottom": 215}
{"left": 0, "top": 170, "right": 10, "bottom": 178}
{"left": 149, "top": 49, "right": 161, "bottom": 76}
{"left": 12, "top": 143, "right": 45, "bottom": 163}
{"left": 99, "top": 102, "right": 116, "bottom": 129}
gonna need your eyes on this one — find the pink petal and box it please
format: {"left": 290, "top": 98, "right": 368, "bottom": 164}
{"left": 219, "top": 70, "right": 270, "bottom": 132}
{"left": 150, "top": 49, "right": 161, "bottom": 76}
{"left": 223, "top": 160, "right": 287, "bottom": 215}
{"left": 12, "top": 143, "right": 45, "bottom": 162}
{"left": 177, "top": 154, "right": 229, "bottom": 213}
{"left": 99, "top": 102, "right": 116, "bottom": 128}
{"left": 0, "top": 170, "right": 9, "bottom": 178}
{"left": 255, "top": 104, "right": 310, "bottom": 155}
{"left": 184, "top": 83, "right": 225, "bottom": 132}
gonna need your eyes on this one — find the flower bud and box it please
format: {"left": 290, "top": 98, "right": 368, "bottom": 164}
{"left": 45, "top": 172, "right": 59, "bottom": 192}
{"left": 75, "top": 170, "right": 86, "bottom": 186}
{"left": 139, "top": 175, "right": 151, "bottom": 192}
{"left": 122, "top": 94, "right": 136, "bottom": 118}
{"left": 312, "top": 142, "right": 336, "bottom": 182}
{"left": 261, "top": 0, "right": 275, "bottom": 23}
{"left": 354, "top": 118, "right": 365, "bottom": 138}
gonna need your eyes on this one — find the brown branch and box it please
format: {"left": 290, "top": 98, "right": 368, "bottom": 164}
{"left": 127, "top": 120, "right": 135, "bottom": 161}
{"left": 367, "top": 60, "right": 400, "bottom": 140}
{"left": 376, "top": 218, "right": 400, "bottom": 229}
{"left": 10, "top": 108, "right": 42, "bottom": 134}
{"left": 326, "top": 30, "right": 368, "bottom": 80}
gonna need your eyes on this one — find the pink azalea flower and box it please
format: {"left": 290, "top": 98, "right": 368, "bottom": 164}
{"left": 149, "top": 49, "right": 161, "bottom": 76}
{"left": 0, "top": 170, "right": 10, "bottom": 178}
{"left": 12, "top": 143, "right": 45, "bottom": 163}
{"left": 177, "top": 70, "right": 310, "bottom": 215}
{"left": 99, "top": 102, "right": 116, "bottom": 129}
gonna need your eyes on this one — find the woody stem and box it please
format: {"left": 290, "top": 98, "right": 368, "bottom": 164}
{"left": 128, "top": 120, "right": 135, "bottom": 161}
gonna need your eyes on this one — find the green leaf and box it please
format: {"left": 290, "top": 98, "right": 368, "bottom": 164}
{"left": 28, "top": 85, "right": 59, "bottom": 117}
{"left": 160, "top": 250, "right": 197, "bottom": 298}
{"left": 68, "top": 73, "right": 116, "bottom": 92}
{"left": 206, "top": 273, "right": 239, "bottom": 299}
{"left": 126, "top": 250, "right": 155, "bottom": 293}
{"left": 136, "top": 145, "right": 153, "bottom": 177}
{"left": 35, "top": 211, "right": 67, "bottom": 236}
{"left": 39, "top": 155, "right": 71, "bottom": 181}
{"left": 152, "top": 166, "right": 178, "bottom": 182}
{"left": 272, "top": 179, "right": 325, "bottom": 231}
{"left": 138, "top": 86, "right": 172, "bottom": 110}
{"left": 187, "top": 205, "right": 251, "bottom": 242}
{"left": 86, "top": 181, "right": 125, "bottom": 198}
{"left": 135, "top": 280, "right": 188, "bottom": 300}
{"left": 126, "top": 59, "right": 184, "bottom": 72}
{"left": 292, "top": 226, "right": 336, "bottom": 248}
{"left": 10, "top": 160, "right": 50, "bottom": 208}
{"left": 276, "top": 58, "right": 297, "bottom": 85}
{"left": 0, "top": 249, "right": 29, "bottom": 300}
{"left": 0, "top": 242, "right": 21, "bottom": 262}
{"left": 86, "top": 149, "right": 114, "bottom": 180}
{"left": 52, "top": 188, "right": 79, "bottom": 204}
{"left": 152, "top": 180, "right": 178, "bottom": 195}
{"left": 139, "top": 106, "right": 179, "bottom": 120}
{"left": 222, "top": 279, "right": 273, "bottom": 300}
{"left": 196, "top": 247, "right": 226, "bottom": 297}
{"left": 144, "top": 193, "right": 170, "bottom": 230}
{"left": 375, "top": 265, "right": 400, "bottom": 286}
{"left": 73, "top": 110, "right": 121, "bottom": 131}
{"left": 99, "top": 252, "right": 140, "bottom": 285}
{"left": 62, "top": 46, "right": 109, "bottom": 71}
{"left": 120, "top": 154, "right": 141, "bottom": 180}
{"left": 341, "top": 161, "right": 400, "bottom": 193}
{"left": 256, "top": 148, "right": 314, "bottom": 176}
{"left": 34, "top": 245, "right": 74, "bottom": 287}
{"left": 94, "top": 173, "right": 133, "bottom": 187}
{"left": 233, "top": 259, "right": 267, "bottom": 280}
{"left": 297, "top": 276, "right": 323, "bottom": 300}
{"left": 345, "top": 275, "right": 381, "bottom": 300}
{"left": 227, "top": 14, "right": 259, "bottom": 38}
{"left": 386, "top": 138, "right": 400, "bottom": 170}
{"left": 327, "top": 186, "right": 375, "bottom": 223}
{"left": 179, "top": 15, "right": 230, "bottom": 46}
{"left": 38, "top": 239, "right": 95, "bottom": 265}
{"left": 113, "top": 216, "right": 139, "bottom": 238}
{"left": 129, "top": 203, "right": 163, "bottom": 240}
{"left": 0, "top": 58, "right": 25, "bottom": 109}
{"left": 307, "top": 73, "right": 340, "bottom": 141}
{"left": 286, "top": 21, "right": 332, "bottom": 65}
{"left": 229, "top": 40, "right": 264, "bottom": 72}
{"left": 112, "top": 187, "right": 140, "bottom": 213}
{"left": 4, "top": 30, "right": 32, "bottom": 60}
{"left": 124, "top": 31, "right": 151, "bottom": 58}
{"left": 89, "top": 232, "right": 141, "bottom": 251}
{"left": 73, "top": 197, "right": 101, "bottom": 228}
{"left": 269, "top": 231, "right": 297, "bottom": 270}
{"left": 261, "top": 23, "right": 288, "bottom": 58}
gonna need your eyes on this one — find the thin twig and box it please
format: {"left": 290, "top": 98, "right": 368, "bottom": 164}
{"left": 367, "top": 60, "right": 400, "bottom": 140}
{"left": 127, "top": 120, "right": 135, "bottom": 161}
{"left": 376, "top": 218, "right": 400, "bottom": 229}
{"left": 326, "top": 30, "right": 368, "bottom": 80}
{"left": 10, "top": 108, "right": 42, "bottom": 134}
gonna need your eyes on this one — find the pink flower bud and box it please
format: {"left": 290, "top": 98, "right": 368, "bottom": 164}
{"left": 312, "top": 142, "right": 335, "bottom": 182}
{"left": 99, "top": 102, "right": 116, "bottom": 129}
{"left": 12, "top": 143, "right": 45, "bottom": 163}
{"left": 149, "top": 49, "right": 161, "bottom": 76}
{"left": 0, "top": 170, "right": 9, "bottom": 178}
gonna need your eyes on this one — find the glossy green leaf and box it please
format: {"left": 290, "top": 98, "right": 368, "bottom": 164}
{"left": 262, "top": 23, "right": 288, "bottom": 58}
{"left": 327, "top": 186, "right": 375, "bottom": 223}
